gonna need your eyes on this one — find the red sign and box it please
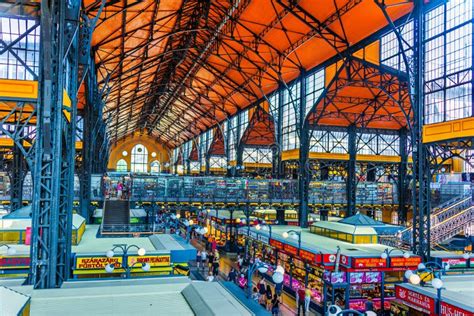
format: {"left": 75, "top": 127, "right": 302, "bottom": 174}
{"left": 322, "top": 253, "right": 337, "bottom": 264}
{"left": 390, "top": 256, "right": 421, "bottom": 267}
{"left": 284, "top": 244, "right": 298, "bottom": 256}
{"left": 299, "top": 249, "right": 317, "bottom": 263}
{"left": 353, "top": 257, "right": 386, "bottom": 268}
{"left": 269, "top": 239, "right": 284, "bottom": 249}
{"left": 396, "top": 286, "right": 436, "bottom": 314}
{"left": 25, "top": 227, "right": 32, "bottom": 245}
{"left": 0, "top": 256, "right": 31, "bottom": 267}
{"left": 441, "top": 301, "right": 473, "bottom": 316}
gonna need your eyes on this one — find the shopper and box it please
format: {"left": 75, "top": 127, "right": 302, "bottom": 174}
{"left": 296, "top": 287, "right": 306, "bottom": 316}
{"left": 201, "top": 249, "right": 207, "bottom": 270}
{"left": 116, "top": 182, "right": 123, "bottom": 199}
{"left": 365, "top": 297, "right": 374, "bottom": 312}
{"left": 207, "top": 270, "right": 214, "bottom": 282}
{"left": 208, "top": 251, "right": 214, "bottom": 270}
{"left": 237, "top": 254, "right": 243, "bottom": 270}
{"left": 238, "top": 274, "right": 247, "bottom": 289}
{"left": 275, "top": 280, "right": 283, "bottom": 297}
{"left": 258, "top": 279, "right": 266, "bottom": 305}
{"left": 265, "top": 284, "right": 273, "bottom": 310}
{"left": 196, "top": 250, "right": 202, "bottom": 268}
{"left": 304, "top": 286, "right": 312, "bottom": 313}
{"left": 228, "top": 268, "right": 237, "bottom": 283}
{"left": 271, "top": 294, "right": 280, "bottom": 316}
{"left": 251, "top": 287, "right": 260, "bottom": 302}
{"left": 212, "top": 258, "right": 220, "bottom": 278}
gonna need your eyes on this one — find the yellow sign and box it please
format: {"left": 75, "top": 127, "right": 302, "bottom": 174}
{"left": 127, "top": 255, "right": 170, "bottom": 267}
{"left": 75, "top": 256, "right": 123, "bottom": 269}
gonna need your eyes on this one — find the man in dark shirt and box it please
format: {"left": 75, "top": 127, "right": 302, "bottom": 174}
{"left": 297, "top": 287, "right": 306, "bottom": 315}
{"left": 365, "top": 297, "right": 374, "bottom": 312}
{"left": 228, "top": 268, "right": 237, "bottom": 282}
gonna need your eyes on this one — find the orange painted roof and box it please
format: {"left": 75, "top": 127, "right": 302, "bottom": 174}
{"left": 85, "top": 0, "right": 413, "bottom": 146}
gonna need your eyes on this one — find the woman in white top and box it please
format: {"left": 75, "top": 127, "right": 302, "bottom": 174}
{"left": 207, "top": 270, "right": 214, "bottom": 282}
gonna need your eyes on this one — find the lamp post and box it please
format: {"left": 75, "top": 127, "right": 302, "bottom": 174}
{"left": 405, "top": 261, "right": 450, "bottom": 314}
{"left": 0, "top": 244, "right": 17, "bottom": 256}
{"left": 282, "top": 229, "right": 301, "bottom": 254}
{"left": 380, "top": 248, "right": 410, "bottom": 267}
{"left": 246, "top": 259, "right": 284, "bottom": 298}
{"left": 105, "top": 244, "right": 147, "bottom": 278}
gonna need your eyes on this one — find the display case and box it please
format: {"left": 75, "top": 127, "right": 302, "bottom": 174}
{"left": 0, "top": 172, "right": 10, "bottom": 201}
{"left": 247, "top": 180, "right": 269, "bottom": 200}
{"left": 226, "top": 179, "right": 246, "bottom": 199}
{"left": 91, "top": 174, "right": 102, "bottom": 200}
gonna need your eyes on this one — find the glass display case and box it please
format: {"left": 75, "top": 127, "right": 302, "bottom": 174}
{"left": 247, "top": 179, "right": 269, "bottom": 200}
{"left": 0, "top": 172, "right": 10, "bottom": 201}
{"left": 308, "top": 181, "right": 346, "bottom": 204}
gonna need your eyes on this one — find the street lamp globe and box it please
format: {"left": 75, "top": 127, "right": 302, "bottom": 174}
{"left": 189, "top": 220, "right": 194, "bottom": 226}
{"left": 282, "top": 232, "right": 289, "bottom": 238}
{"left": 105, "top": 264, "right": 115, "bottom": 273}
{"left": 272, "top": 272, "right": 284, "bottom": 284}
{"left": 417, "top": 263, "right": 426, "bottom": 270}
{"left": 255, "top": 224, "right": 261, "bottom": 231}
{"left": 137, "top": 248, "right": 146, "bottom": 256}
{"left": 404, "top": 270, "right": 414, "bottom": 279}
{"left": 6, "top": 247, "right": 16, "bottom": 256}
{"left": 444, "top": 263, "right": 450, "bottom": 271}
{"left": 176, "top": 214, "right": 181, "bottom": 219}
{"left": 403, "top": 252, "right": 411, "bottom": 259}
{"left": 462, "top": 253, "right": 470, "bottom": 260}
{"left": 275, "top": 265, "right": 285, "bottom": 275}
{"left": 142, "top": 263, "right": 151, "bottom": 272}
{"left": 380, "top": 252, "right": 388, "bottom": 260}
{"left": 409, "top": 274, "right": 421, "bottom": 285}
{"left": 106, "top": 250, "right": 115, "bottom": 258}
{"left": 432, "top": 278, "right": 443, "bottom": 289}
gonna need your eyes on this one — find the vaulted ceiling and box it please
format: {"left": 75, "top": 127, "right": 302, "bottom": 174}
{"left": 83, "top": 0, "right": 413, "bottom": 148}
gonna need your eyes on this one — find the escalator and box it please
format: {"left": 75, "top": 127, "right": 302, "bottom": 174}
{"left": 380, "top": 195, "right": 473, "bottom": 249}
{"left": 101, "top": 199, "right": 130, "bottom": 233}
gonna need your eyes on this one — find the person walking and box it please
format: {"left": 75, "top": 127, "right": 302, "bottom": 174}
{"left": 207, "top": 270, "right": 214, "bottom": 282}
{"left": 365, "top": 297, "right": 374, "bottom": 312}
{"left": 296, "top": 287, "right": 306, "bottom": 316}
{"left": 201, "top": 249, "right": 207, "bottom": 270}
{"left": 271, "top": 294, "right": 280, "bottom": 316}
{"left": 228, "top": 267, "right": 237, "bottom": 283}
{"left": 265, "top": 284, "right": 273, "bottom": 311}
{"left": 208, "top": 251, "right": 214, "bottom": 271}
{"left": 116, "top": 182, "right": 123, "bottom": 199}
{"left": 251, "top": 287, "right": 260, "bottom": 302}
{"left": 212, "top": 257, "right": 220, "bottom": 279}
{"left": 258, "top": 279, "right": 266, "bottom": 305}
{"left": 304, "top": 286, "right": 312, "bottom": 313}
{"left": 196, "top": 250, "right": 202, "bottom": 268}
{"left": 237, "top": 273, "right": 247, "bottom": 289}
{"left": 237, "top": 254, "right": 243, "bottom": 270}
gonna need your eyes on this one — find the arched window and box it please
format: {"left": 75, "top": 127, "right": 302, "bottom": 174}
{"left": 150, "top": 160, "right": 161, "bottom": 174}
{"left": 131, "top": 144, "right": 148, "bottom": 172}
{"left": 116, "top": 159, "right": 128, "bottom": 172}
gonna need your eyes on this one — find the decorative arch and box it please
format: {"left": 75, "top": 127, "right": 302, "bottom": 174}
{"left": 116, "top": 159, "right": 128, "bottom": 172}
{"left": 150, "top": 160, "right": 161, "bottom": 173}
{"left": 131, "top": 144, "right": 148, "bottom": 172}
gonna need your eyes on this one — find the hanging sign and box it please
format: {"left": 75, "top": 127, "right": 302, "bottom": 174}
{"left": 395, "top": 286, "right": 435, "bottom": 314}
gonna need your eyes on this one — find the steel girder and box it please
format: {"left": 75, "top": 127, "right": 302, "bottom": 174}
{"left": 29, "top": 0, "right": 80, "bottom": 289}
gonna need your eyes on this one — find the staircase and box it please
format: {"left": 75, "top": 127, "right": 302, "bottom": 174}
{"left": 380, "top": 195, "right": 473, "bottom": 249}
{"left": 101, "top": 200, "right": 130, "bottom": 233}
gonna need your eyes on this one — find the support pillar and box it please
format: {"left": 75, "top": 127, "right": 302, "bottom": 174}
{"left": 398, "top": 128, "right": 408, "bottom": 225}
{"left": 346, "top": 125, "right": 357, "bottom": 217}
{"left": 11, "top": 143, "right": 24, "bottom": 211}
{"left": 298, "top": 72, "right": 309, "bottom": 228}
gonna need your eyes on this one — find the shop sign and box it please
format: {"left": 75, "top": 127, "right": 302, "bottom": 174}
{"left": 440, "top": 301, "right": 473, "bottom": 316}
{"left": 127, "top": 255, "right": 170, "bottom": 267}
{"left": 323, "top": 253, "right": 337, "bottom": 264}
{"left": 323, "top": 271, "right": 346, "bottom": 284}
{"left": 299, "top": 249, "right": 317, "bottom": 263}
{"left": 352, "top": 257, "right": 386, "bottom": 268}
{"left": 442, "top": 258, "right": 467, "bottom": 269}
{"left": 395, "top": 286, "right": 435, "bottom": 314}
{"left": 349, "top": 298, "right": 392, "bottom": 311}
{"left": 390, "top": 256, "right": 421, "bottom": 267}
{"left": 340, "top": 254, "right": 350, "bottom": 266}
{"left": 349, "top": 272, "right": 382, "bottom": 284}
{"left": 269, "top": 239, "right": 283, "bottom": 249}
{"left": 258, "top": 235, "right": 269, "bottom": 244}
{"left": 283, "top": 244, "right": 298, "bottom": 256}
{"left": 0, "top": 256, "right": 30, "bottom": 267}
{"left": 75, "top": 256, "right": 123, "bottom": 269}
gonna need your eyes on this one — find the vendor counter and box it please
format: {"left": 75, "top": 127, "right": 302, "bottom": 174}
{"left": 241, "top": 225, "right": 423, "bottom": 315}
{"left": 1, "top": 225, "right": 197, "bottom": 280}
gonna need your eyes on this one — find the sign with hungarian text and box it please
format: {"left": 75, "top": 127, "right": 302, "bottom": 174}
{"left": 352, "top": 257, "right": 386, "bottom": 268}
{"left": 442, "top": 258, "right": 467, "bottom": 269}
{"left": 283, "top": 244, "right": 298, "bottom": 256}
{"left": 0, "top": 256, "right": 30, "bottom": 268}
{"left": 299, "top": 249, "right": 317, "bottom": 263}
{"left": 390, "top": 256, "right": 421, "bottom": 267}
{"left": 395, "top": 286, "right": 435, "bottom": 314}
{"left": 75, "top": 256, "right": 123, "bottom": 269}
{"left": 127, "top": 255, "right": 170, "bottom": 267}
{"left": 440, "top": 301, "right": 473, "bottom": 316}
{"left": 269, "top": 239, "right": 284, "bottom": 249}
